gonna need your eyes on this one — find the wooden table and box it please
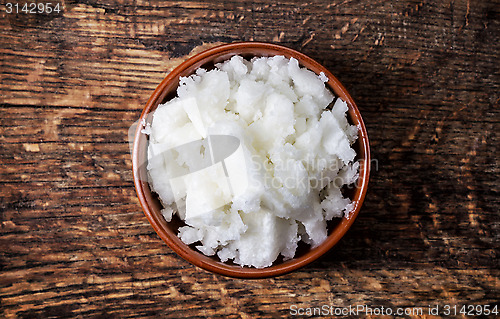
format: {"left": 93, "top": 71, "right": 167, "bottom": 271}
{"left": 1, "top": 0, "right": 498, "bottom": 317}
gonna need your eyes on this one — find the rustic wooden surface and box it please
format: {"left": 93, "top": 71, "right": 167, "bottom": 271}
{"left": 1, "top": 0, "right": 499, "bottom": 317}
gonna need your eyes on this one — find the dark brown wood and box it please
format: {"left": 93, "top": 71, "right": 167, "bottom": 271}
{"left": 1, "top": 0, "right": 498, "bottom": 318}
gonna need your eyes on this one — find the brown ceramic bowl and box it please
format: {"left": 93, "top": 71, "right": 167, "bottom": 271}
{"left": 132, "top": 42, "right": 370, "bottom": 278}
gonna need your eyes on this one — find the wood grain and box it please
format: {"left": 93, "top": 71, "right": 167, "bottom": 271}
{"left": 1, "top": 0, "right": 499, "bottom": 318}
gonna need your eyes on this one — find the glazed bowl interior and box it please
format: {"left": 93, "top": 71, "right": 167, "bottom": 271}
{"left": 132, "top": 42, "right": 370, "bottom": 278}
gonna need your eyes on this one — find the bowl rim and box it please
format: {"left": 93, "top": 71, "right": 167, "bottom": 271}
{"left": 132, "top": 41, "right": 370, "bottom": 278}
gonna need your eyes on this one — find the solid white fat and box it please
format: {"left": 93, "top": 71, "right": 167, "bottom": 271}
{"left": 146, "top": 55, "right": 359, "bottom": 268}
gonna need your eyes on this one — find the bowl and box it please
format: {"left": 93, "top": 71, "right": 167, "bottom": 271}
{"left": 132, "top": 42, "right": 370, "bottom": 278}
